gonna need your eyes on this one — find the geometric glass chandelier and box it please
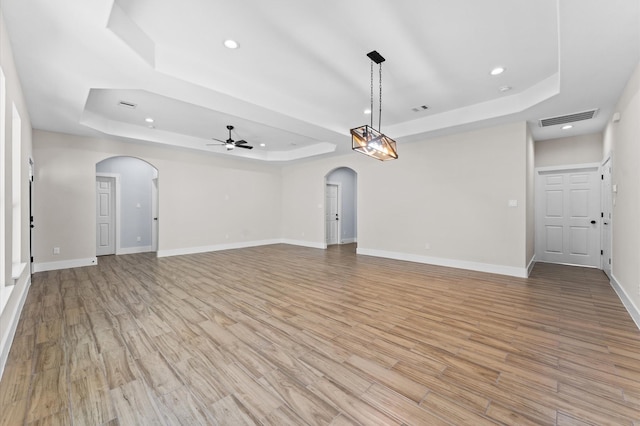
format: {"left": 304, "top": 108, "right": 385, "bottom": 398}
{"left": 351, "top": 50, "right": 398, "bottom": 161}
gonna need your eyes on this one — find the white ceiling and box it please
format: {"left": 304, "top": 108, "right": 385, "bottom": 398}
{"left": 2, "top": 0, "right": 639, "bottom": 161}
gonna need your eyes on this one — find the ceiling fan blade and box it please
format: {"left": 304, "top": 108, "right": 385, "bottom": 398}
{"left": 234, "top": 140, "right": 248, "bottom": 145}
{"left": 236, "top": 144, "right": 253, "bottom": 149}
{"left": 210, "top": 137, "right": 227, "bottom": 144}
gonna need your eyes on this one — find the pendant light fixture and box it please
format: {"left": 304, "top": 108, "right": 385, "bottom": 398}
{"left": 351, "top": 50, "right": 398, "bottom": 161}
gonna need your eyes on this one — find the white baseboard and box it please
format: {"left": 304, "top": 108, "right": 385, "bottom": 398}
{"left": 356, "top": 247, "right": 529, "bottom": 278}
{"left": 0, "top": 276, "right": 31, "bottom": 381}
{"left": 118, "top": 245, "right": 153, "bottom": 255}
{"left": 280, "top": 239, "right": 327, "bottom": 250}
{"left": 609, "top": 274, "right": 640, "bottom": 331}
{"left": 527, "top": 256, "right": 536, "bottom": 277}
{"left": 33, "top": 257, "right": 98, "bottom": 273}
{"left": 157, "top": 239, "right": 283, "bottom": 258}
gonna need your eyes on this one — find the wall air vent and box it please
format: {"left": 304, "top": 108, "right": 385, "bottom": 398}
{"left": 118, "top": 100, "right": 137, "bottom": 109}
{"left": 539, "top": 109, "right": 598, "bottom": 127}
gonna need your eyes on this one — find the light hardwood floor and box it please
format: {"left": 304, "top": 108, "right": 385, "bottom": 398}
{"left": 1, "top": 244, "right": 640, "bottom": 425}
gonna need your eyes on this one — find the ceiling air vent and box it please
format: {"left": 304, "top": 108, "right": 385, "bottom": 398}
{"left": 539, "top": 109, "right": 598, "bottom": 127}
{"left": 411, "top": 105, "right": 429, "bottom": 112}
{"left": 118, "top": 100, "right": 137, "bottom": 109}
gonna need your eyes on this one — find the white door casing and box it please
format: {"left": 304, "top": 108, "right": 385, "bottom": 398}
{"left": 96, "top": 176, "right": 116, "bottom": 256}
{"left": 601, "top": 158, "right": 612, "bottom": 277}
{"left": 536, "top": 166, "right": 601, "bottom": 267}
{"left": 325, "top": 183, "right": 340, "bottom": 245}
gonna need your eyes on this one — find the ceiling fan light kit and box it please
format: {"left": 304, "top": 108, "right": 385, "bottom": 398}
{"left": 351, "top": 50, "right": 398, "bottom": 161}
{"left": 207, "top": 125, "right": 254, "bottom": 151}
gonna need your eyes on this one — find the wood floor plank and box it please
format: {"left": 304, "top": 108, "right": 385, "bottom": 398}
{"left": 70, "top": 365, "right": 116, "bottom": 425}
{"left": 308, "top": 375, "right": 401, "bottom": 425}
{"left": 361, "top": 383, "right": 451, "bottom": 426}
{"left": 25, "top": 367, "right": 68, "bottom": 423}
{"left": 110, "top": 380, "right": 164, "bottom": 425}
{"left": 209, "top": 394, "right": 257, "bottom": 425}
{"left": 347, "top": 354, "right": 428, "bottom": 403}
{"left": 1, "top": 244, "right": 639, "bottom": 424}
{"left": 135, "top": 351, "right": 184, "bottom": 396}
{"left": 102, "top": 347, "right": 138, "bottom": 389}
{"left": 261, "top": 368, "right": 339, "bottom": 425}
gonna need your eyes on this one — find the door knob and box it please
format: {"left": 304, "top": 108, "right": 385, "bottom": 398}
{"left": 604, "top": 222, "right": 609, "bottom": 225}
{"left": 590, "top": 220, "right": 596, "bottom": 224}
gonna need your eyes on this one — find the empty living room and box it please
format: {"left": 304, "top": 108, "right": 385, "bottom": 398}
{"left": 1, "top": 0, "right": 639, "bottom": 424}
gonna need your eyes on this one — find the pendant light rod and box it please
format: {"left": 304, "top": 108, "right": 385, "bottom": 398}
{"left": 366, "top": 51, "right": 385, "bottom": 132}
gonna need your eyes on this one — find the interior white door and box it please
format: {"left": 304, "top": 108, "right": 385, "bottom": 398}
{"left": 96, "top": 176, "right": 116, "bottom": 256}
{"left": 151, "top": 177, "right": 158, "bottom": 252}
{"left": 325, "top": 184, "right": 339, "bottom": 245}
{"left": 536, "top": 167, "right": 600, "bottom": 267}
{"left": 601, "top": 160, "right": 612, "bottom": 277}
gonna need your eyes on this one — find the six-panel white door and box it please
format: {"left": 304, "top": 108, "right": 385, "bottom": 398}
{"left": 96, "top": 176, "right": 116, "bottom": 256}
{"left": 536, "top": 167, "right": 600, "bottom": 267}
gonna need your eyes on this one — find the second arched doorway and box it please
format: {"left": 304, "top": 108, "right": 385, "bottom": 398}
{"left": 325, "top": 167, "right": 357, "bottom": 246}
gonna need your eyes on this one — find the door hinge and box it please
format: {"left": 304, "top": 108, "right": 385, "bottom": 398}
{"left": 601, "top": 250, "right": 604, "bottom": 255}
{"left": 601, "top": 174, "right": 604, "bottom": 180}
{"left": 609, "top": 258, "right": 611, "bottom": 265}
{"left": 30, "top": 256, "right": 34, "bottom": 263}
{"left": 601, "top": 212, "right": 604, "bottom": 218}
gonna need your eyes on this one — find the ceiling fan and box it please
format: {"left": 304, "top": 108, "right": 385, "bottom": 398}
{"left": 207, "top": 125, "right": 253, "bottom": 150}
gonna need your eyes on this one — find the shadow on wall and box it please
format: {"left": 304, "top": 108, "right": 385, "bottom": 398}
{"left": 95, "top": 156, "right": 159, "bottom": 256}
{"left": 325, "top": 167, "right": 357, "bottom": 245}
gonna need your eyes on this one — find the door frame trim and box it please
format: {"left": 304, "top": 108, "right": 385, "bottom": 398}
{"left": 600, "top": 154, "right": 613, "bottom": 277}
{"left": 325, "top": 181, "right": 342, "bottom": 245}
{"left": 96, "top": 173, "right": 121, "bottom": 255}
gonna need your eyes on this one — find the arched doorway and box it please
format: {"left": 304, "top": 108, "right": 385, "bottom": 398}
{"left": 325, "top": 167, "right": 357, "bottom": 246}
{"left": 95, "top": 156, "right": 159, "bottom": 256}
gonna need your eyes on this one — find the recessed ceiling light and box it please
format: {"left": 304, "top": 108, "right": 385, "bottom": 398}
{"left": 260, "top": 143, "right": 266, "bottom": 147}
{"left": 562, "top": 125, "right": 573, "bottom": 130}
{"left": 499, "top": 86, "right": 512, "bottom": 92}
{"left": 224, "top": 39, "right": 239, "bottom": 49}
{"left": 490, "top": 67, "right": 505, "bottom": 76}
{"left": 364, "top": 108, "right": 372, "bottom": 114}
{"left": 145, "top": 117, "right": 154, "bottom": 123}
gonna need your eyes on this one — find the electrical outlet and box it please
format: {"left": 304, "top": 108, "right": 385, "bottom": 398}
{"left": 53, "top": 247, "right": 60, "bottom": 255}
{"left": 136, "top": 236, "right": 141, "bottom": 242}
{"left": 424, "top": 243, "right": 431, "bottom": 250}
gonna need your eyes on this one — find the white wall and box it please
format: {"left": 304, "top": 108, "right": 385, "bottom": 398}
{"left": 535, "top": 133, "right": 603, "bottom": 168}
{"left": 603, "top": 61, "right": 640, "bottom": 327}
{"left": 282, "top": 122, "right": 530, "bottom": 276}
{"left": 0, "top": 8, "right": 33, "bottom": 380}
{"left": 32, "top": 130, "right": 283, "bottom": 267}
